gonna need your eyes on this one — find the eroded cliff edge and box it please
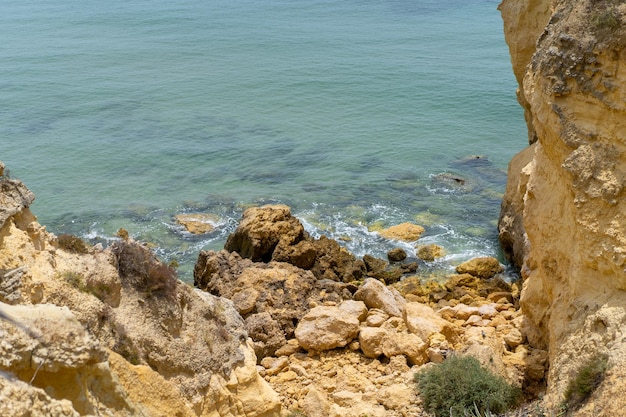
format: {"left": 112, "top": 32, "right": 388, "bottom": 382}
{"left": 499, "top": 0, "right": 626, "bottom": 413}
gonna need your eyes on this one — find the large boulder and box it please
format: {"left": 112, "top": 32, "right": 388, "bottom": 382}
{"left": 225, "top": 205, "right": 305, "bottom": 262}
{"left": 295, "top": 305, "right": 360, "bottom": 351}
{"left": 403, "top": 302, "right": 460, "bottom": 344}
{"left": 455, "top": 256, "right": 504, "bottom": 279}
{"left": 354, "top": 278, "right": 406, "bottom": 317}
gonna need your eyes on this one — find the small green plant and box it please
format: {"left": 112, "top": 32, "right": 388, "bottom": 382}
{"left": 57, "top": 234, "right": 90, "bottom": 254}
{"left": 415, "top": 355, "right": 521, "bottom": 417}
{"left": 60, "top": 270, "right": 83, "bottom": 287}
{"left": 563, "top": 354, "right": 608, "bottom": 410}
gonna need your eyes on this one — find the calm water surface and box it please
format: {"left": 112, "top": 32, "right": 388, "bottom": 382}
{"left": 1, "top": 0, "right": 526, "bottom": 280}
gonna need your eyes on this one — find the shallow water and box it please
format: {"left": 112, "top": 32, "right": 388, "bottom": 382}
{"left": 1, "top": 0, "right": 526, "bottom": 281}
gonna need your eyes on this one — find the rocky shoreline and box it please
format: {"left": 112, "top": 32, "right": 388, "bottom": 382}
{"left": 2, "top": 0, "right": 625, "bottom": 414}
{"left": 1, "top": 169, "right": 548, "bottom": 416}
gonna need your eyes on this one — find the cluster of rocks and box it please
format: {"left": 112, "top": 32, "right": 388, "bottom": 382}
{"left": 194, "top": 204, "right": 549, "bottom": 415}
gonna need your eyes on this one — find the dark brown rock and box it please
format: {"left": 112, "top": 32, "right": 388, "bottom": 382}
{"left": 387, "top": 248, "right": 407, "bottom": 263}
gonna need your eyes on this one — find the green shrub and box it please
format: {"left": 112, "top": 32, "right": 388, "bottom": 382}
{"left": 563, "top": 354, "right": 608, "bottom": 410}
{"left": 415, "top": 355, "right": 521, "bottom": 417}
{"left": 111, "top": 240, "right": 178, "bottom": 298}
{"left": 57, "top": 234, "right": 90, "bottom": 254}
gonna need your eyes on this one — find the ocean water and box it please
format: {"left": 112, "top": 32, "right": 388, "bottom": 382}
{"left": 1, "top": 0, "right": 526, "bottom": 281}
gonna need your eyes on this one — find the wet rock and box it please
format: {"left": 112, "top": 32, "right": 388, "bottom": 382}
{"left": 455, "top": 256, "right": 504, "bottom": 279}
{"left": 307, "top": 236, "right": 366, "bottom": 282}
{"left": 416, "top": 244, "right": 446, "bottom": 261}
{"left": 387, "top": 247, "right": 407, "bottom": 263}
{"left": 174, "top": 213, "right": 219, "bottom": 234}
{"left": 363, "top": 254, "right": 387, "bottom": 273}
{"left": 377, "top": 222, "right": 425, "bottom": 241}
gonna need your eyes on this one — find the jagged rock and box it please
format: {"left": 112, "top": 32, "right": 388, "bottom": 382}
{"left": 225, "top": 204, "right": 306, "bottom": 262}
{"left": 354, "top": 278, "right": 406, "bottom": 317}
{"left": 0, "top": 178, "right": 35, "bottom": 229}
{"left": 245, "top": 312, "right": 287, "bottom": 360}
{"left": 295, "top": 305, "right": 360, "bottom": 351}
{"left": 223, "top": 205, "right": 366, "bottom": 282}
{"left": 455, "top": 257, "right": 504, "bottom": 279}
{"left": 306, "top": 235, "right": 366, "bottom": 282}
{"left": 416, "top": 244, "right": 446, "bottom": 261}
{"left": 272, "top": 239, "right": 317, "bottom": 269}
{"left": 0, "top": 376, "right": 81, "bottom": 417}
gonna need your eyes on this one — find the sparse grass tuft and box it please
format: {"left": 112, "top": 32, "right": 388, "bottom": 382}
{"left": 563, "top": 354, "right": 608, "bottom": 410}
{"left": 415, "top": 355, "right": 521, "bottom": 417}
{"left": 111, "top": 239, "right": 178, "bottom": 298}
{"left": 57, "top": 234, "right": 90, "bottom": 254}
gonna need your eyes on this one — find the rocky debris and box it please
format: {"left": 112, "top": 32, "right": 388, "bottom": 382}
{"left": 455, "top": 256, "right": 504, "bottom": 279}
{"left": 354, "top": 278, "right": 406, "bottom": 317}
{"left": 194, "top": 249, "right": 353, "bottom": 358}
{"left": 376, "top": 222, "right": 425, "bottom": 241}
{"left": 362, "top": 253, "right": 417, "bottom": 285}
{"left": 261, "top": 348, "right": 426, "bottom": 417}
{"left": 416, "top": 244, "right": 445, "bottom": 261}
{"left": 174, "top": 213, "right": 219, "bottom": 234}
{"left": 404, "top": 302, "right": 460, "bottom": 344}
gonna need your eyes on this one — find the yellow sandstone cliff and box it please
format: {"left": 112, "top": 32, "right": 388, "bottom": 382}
{"left": 499, "top": 0, "right": 626, "bottom": 414}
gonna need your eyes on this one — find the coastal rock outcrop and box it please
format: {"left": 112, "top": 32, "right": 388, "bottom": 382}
{"left": 499, "top": 0, "right": 626, "bottom": 412}
{"left": 0, "top": 172, "right": 281, "bottom": 417}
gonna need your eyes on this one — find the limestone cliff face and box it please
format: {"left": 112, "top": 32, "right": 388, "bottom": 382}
{"left": 499, "top": 0, "right": 626, "bottom": 412}
{"left": 0, "top": 173, "right": 280, "bottom": 416}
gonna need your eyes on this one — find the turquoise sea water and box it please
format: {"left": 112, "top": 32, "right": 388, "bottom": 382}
{"left": 1, "top": 0, "right": 526, "bottom": 281}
